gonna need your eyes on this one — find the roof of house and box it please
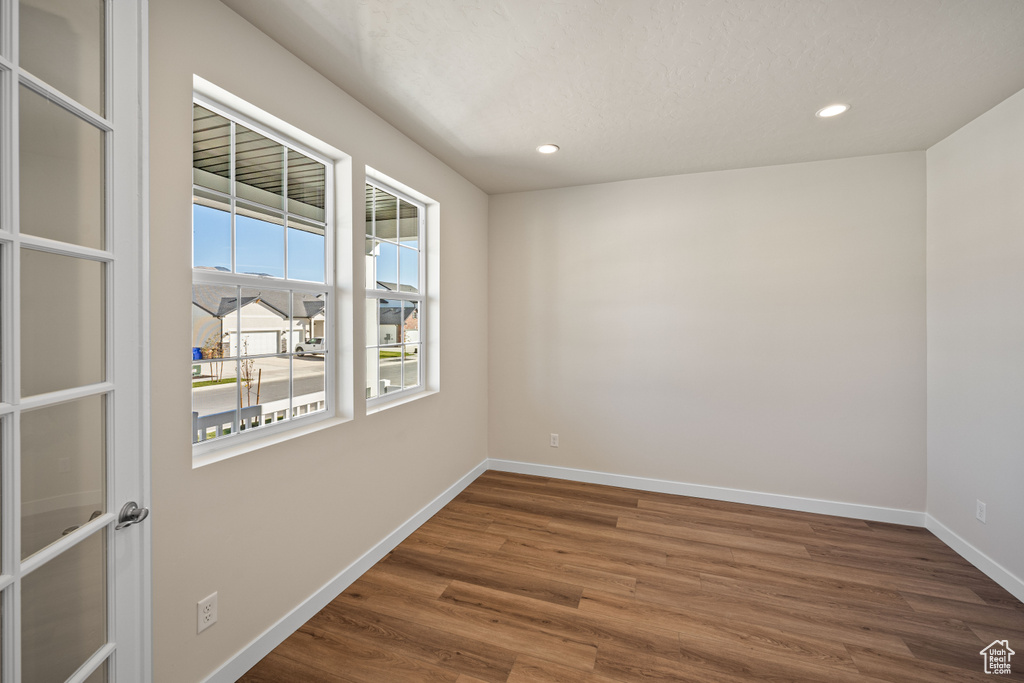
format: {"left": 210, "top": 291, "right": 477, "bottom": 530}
{"left": 376, "top": 299, "right": 416, "bottom": 327}
{"left": 375, "top": 280, "right": 418, "bottom": 294}
{"left": 192, "top": 284, "right": 325, "bottom": 319}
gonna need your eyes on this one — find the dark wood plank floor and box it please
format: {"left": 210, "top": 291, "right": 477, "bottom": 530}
{"left": 240, "top": 470, "right": 1024, "bottom": 682}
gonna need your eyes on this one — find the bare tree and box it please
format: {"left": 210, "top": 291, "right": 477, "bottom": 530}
{"left": 241, "top": 339, "right": 255, "bottom": 406}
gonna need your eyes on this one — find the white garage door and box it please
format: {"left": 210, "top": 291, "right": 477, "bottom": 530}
{"left": 240, "top": 331, "right": 279, "bottom": 355}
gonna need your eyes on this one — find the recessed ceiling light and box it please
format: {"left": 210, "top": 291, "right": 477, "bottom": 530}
{"left": 816, "top": 104, "right": 850, "bottom": 118}
{"left": 537, "top": 144, "right": 559, "bottom": 154}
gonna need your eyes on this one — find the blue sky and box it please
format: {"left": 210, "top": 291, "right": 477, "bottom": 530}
{"left": 370, "top": 239, "right": 419, "bottom": 291}
{"left": 194, "top": 204, "right": 325, "bottom": 283}
{"left": 195, "top": 202, "right": 420, "bottom": 290}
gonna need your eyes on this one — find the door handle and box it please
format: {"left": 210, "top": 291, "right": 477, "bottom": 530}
{"left": 116, "top": 501, "right": 150, "bottom": 530}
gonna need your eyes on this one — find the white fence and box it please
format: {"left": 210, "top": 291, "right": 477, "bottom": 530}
{"left": 192, "top": 391, "right": 326, "bottom": 443}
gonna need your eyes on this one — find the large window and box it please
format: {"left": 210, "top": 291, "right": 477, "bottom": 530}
{"left": 192, "top": 99, "right": 332, "bottom": 446}
{"left": 365, "top": 182, "right": 425, "bottom": 403}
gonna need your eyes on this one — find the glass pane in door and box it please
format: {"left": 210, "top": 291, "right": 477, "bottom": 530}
{"left": 20, "top": 249, "right": 106, "bottom": 397}
{"left": 21, "top": 530, "right": 107, "bottom": 683}
{"left": 0, "top": 419, "right": 3, "bottom": 562}
{"left": 1, "top": 251, "right": 4, "bottom": 393}
{"left": 19, "top": 85, "right": 105, "bottom": 249}
{"left": 6, "top": 1, "right": 142, "bottom": 681}
{"left": 19, "top": 0, "right": 105, "bottom": 114}
{"left": 84, "top": 661, "right": 109, "bottom": 683}
{"left": 21, "top": 395, "right": 106, "bottom": 559}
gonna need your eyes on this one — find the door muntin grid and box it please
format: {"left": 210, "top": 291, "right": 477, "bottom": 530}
{"left": 0, "top": 1, "right": 126, "bottom": 681}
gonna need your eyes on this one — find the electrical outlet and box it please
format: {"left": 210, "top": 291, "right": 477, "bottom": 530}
{"left": 550, "top": 433, "right": 559, "bottom": 447}
{"left": 198, "top": 592, "right": 218, "bottom": 633}
{"left": 976, "top": 500, "right": 986, "bottom": 524}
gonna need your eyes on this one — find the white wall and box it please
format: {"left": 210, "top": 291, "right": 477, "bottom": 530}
{"left": 149, "top": 1, "right": 488, "bottom": 680}
{"left": 926, "top": 88, "right": 1024, "bottom": 587}
{"left": 489, "top": 153, "right": 927, "bottom": 511}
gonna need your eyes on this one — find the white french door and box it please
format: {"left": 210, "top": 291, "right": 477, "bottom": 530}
{"left": 0, "top": 1, "right": 150, "bottom": 682}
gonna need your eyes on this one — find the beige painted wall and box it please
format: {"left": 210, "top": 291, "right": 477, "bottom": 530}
{"left": 926, "top": 88, "right": 1024, "bottom": 583}
{"left": 489, "top": 153, "right": 927, "bottom": 511}
{"left": 150, "top": 1, "right": 488, "bottom": 681}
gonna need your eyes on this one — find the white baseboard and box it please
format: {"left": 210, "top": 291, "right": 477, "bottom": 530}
{"left": 202, "top": 459, "right": 489, "bottom": 683}
{"left": 488, "top": 459, "right": 927, "bottom": 527}
{"left": 925, "top": 515, "right": 1024, "bottom": 603}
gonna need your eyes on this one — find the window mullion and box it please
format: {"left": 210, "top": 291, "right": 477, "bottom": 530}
{"left": 229, "top": 120, "right": 236, "bottom": 275}
{"left": 282, "top": 145, "right": 288, "bottom": 280}
{"left": 370, "top": 186, "right": 376, "bottom": 288}
{"left": 230, "top": 357, "right": 239, "bottom": 436}
{"left": 288, "top": 295, "right": 294, "bottom": 420}
{"left": 233, "top": 285, "right": 242, "bottom": 436}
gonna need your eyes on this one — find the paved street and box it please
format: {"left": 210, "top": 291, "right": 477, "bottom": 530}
{"left": 378, "top": 356, "right": 418, "bottom": 396}
{"left": 193, "top": 356, "right": 324, "bottom": 415}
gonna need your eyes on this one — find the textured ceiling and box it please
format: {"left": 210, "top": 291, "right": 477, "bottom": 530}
{"left": 221, "top": 0, "right": 1024, "bottom": 194}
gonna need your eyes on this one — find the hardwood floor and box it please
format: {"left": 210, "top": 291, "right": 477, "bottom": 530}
{"left": 240, "top": 471, "right": 1024, "bottom": 682}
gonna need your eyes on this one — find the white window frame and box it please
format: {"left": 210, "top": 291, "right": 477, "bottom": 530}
{"left": 365, "top": 178, "right": 427, "bottom": 407}
{"left": 191, "top": 93, "right": 336, "bottom": 457}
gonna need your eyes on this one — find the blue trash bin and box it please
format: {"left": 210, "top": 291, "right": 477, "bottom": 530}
{"left": 192, "top": 347, "right": 203, "bottom": 360}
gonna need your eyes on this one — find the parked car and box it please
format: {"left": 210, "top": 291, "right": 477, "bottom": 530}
{"left": 295, "top": 338, "right": 325, "bottom": 356}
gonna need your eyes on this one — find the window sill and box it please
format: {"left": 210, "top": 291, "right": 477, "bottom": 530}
{"left": 366, "top": 388, "right": 437, "bottom": 415}
{"left": 192, "top": 412, "right": 351, "bottom": 469}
